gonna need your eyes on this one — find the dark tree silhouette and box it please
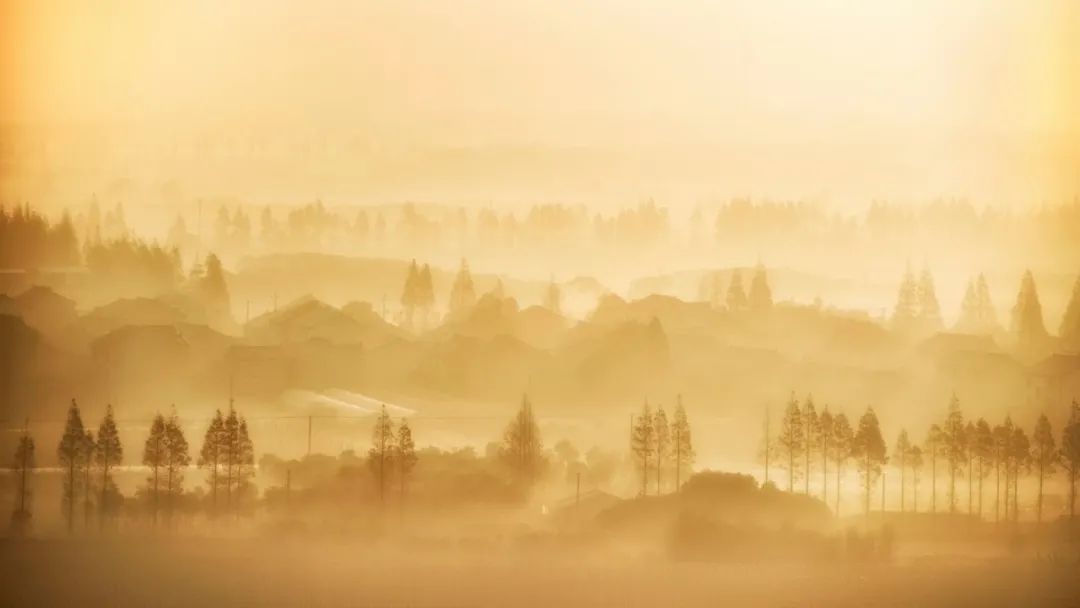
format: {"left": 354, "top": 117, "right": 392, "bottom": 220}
{"left": 972, "top": 418, "right": 994, "bottom": 518}
{"left": 671, "top": 396, "right": 694, "bottom": 492}
{"left": 1062, "top": 400, "right": 1080, "bottom": 520}
{"left": 895, "top": 430, "right": 911, "bottom": 513}
{"left": 1032, "top": 414, "right": 1057, "bottom": 524}
{"left": 852, "top": 407, "right": 887, "bottom": 517}
{"left": 653, "top": 406, "right": 670, "bottom": 495}
{"left": 369, "top": 405, "right": 396, "bottom": 504}
{"left": 163, "top": 410, "right": 191, "bottom": 523}
{"left": 57, "top": 399, "right": 86, "bottom": 534}
{"left": 143, "top": 413, "right": 167, "bottom": 526}
{"left": 397, "top": 419, "right": 418, "bottom": 501}
{"left": 448, "top": 258, "right": 477, "bottom": 317}
{"left": 198, "top": 410, "right": 226, "bottom": 516}
{"left": 748, "top": 263, "right": 773, "bottom": 311}
{"left": 630, "top": 401, "right": 655, "bottom": 496}
{"left": 942, "top": 394, "right": 966, "bottom": 513}
{"left": 925, "top": 424, "right": 944, "bottom": 514}
{"left": 831, "top": 412, "right": 853, "bottom": 516}
{"left": 80, "top": 429, "right": 95, "bottom": 528}
{"left": 95, "top": 404, "right": 123, "bottom": 530}
{"left": 1008, "top": 425, "right": 1030, "bottom": 523}
{"left": 993, "top": 418, "right": 1013, "bottom": 522}
{"left": 818, "top": 408, "right": 834, "bottom": 504}
{"left": 401, "top": 259, "right": 420, "bottom": 327}
{"left": 777, "top": 394, "right": 803, "bottom": 493}
{"left": 1060, "top": 273, "right": 1080, "bottom": 348}
{"left": 908, "top": 445, "right": 924, "bottom": 513}
{"left": 1011, "top": 270, "right": 1048, "bottom": 353}
{"left": 11, "top": 427, "right": 35, "bottom": 534}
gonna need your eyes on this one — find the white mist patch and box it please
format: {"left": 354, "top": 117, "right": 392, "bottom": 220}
{"left": 282, "top": 389, "right": 417, "bottom": 417}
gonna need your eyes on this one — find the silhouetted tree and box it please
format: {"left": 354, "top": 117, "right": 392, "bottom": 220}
{"left": 630, "top": 401, "right": 655, "bottom": 496}
{"left": 143, "top": 413, "right": 167, "bottom": 525}
{"left": 831, "top": 412, "right": 853, "bottom": 516}
{"left": 803, "top": 395, "right": 818, "bottom": 495}
{"left": 401, "top": 259, "right": 420, "bottom": 327}
{"left": 725, "top": 269, "right": 747, "bottom": 311}
{"left": 1032, "top": 414, "right": 1057, "bottom": 523}
{"left": 818, "top": 408, "right": 834, "bottom": 503}
{"left": 942, "top": 395, "right": 966, "bottom": 513}
{"left": 80, "top": 429, "right": 95, "bottom": 528}
{"left": 653, "top": 407, "right": 670, "bottom": 494}
{"left": 925, "top": 424, "right": 944, "bottom": 513}
{"left": 198, "top": 253, "right": 232, "bottom": 327}
{"left": 198, "top": 410, "right": 226, "bottom": 516}
{"left": 1011, "top": 270, "right": 1048, "bottom": 352}
{"left": 163, "top": 411, "right": 191, "bottom": 524}
{"left": 748, "top": 263, "right": 773, "bottom": 311}
{"left": 448, "top": 258, "right": 477, "bottom": 317}
{"left": 891, "top": 266, "right": 919, "bottom": 333}
{"left": 908, "top": 445, "right": 924, "bottom": 513}
{"left": 964, "top": 420, "right": 976, "bottom": 514}
{"left": 501, "top": 394, "right": 544, "bottom": 486}
{"left": 993, "top": 418, "right": 1013, "bottom": 522}
{"left": 1060, "top": 273, "right": 1080, "bottom": 348}
{"left": 1008, "top": 425, "right": 1030, "bottom": 523}
{"left": 95, "top": 405, "right": 123, "bottom": 529}
{"left": 11, "top": 428, "right": 34, "bottom": 534}
{"left": 57, "top": 399, "right": 86, "bottom": 534}
{"left": 956, "top": 273, "right": 999, "bottom": 334}
{"left": 777, "top": 394, "right": 803, "bottom": 493}
{"left": 369, "top": 405, "right": 396, "bottom": 504}
{"left": 973, "top": 418, "right": 994, "bottom": 518}
{"left": 671, "top": 396, "right": 694, "bottom": 491}
{"left": 917, "top": 267, "right": 943, "bottom": 333}
{"left": 1061, "top": 400, "right": 1080, "bottom": 520}
{"left": 397, "top": 419, "right": 417, "bottom": 501}
{"left": 852, "top": 408, "right": 887, "bottom": 517}
{"left": 895, "top": 430, "right": 911, "bottom": 513}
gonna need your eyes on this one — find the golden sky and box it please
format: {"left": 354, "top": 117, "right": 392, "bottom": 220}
{"left": 2, "top": 0, "right": 1078, "bottom": 206}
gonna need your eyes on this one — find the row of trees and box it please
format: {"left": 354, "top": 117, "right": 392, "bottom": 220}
{"left": 697, "top": 264, "right": 773, "bottom": 312}
{"left": 630, "top": 396, "right": 695, "bottom": 496}
{"left": 892, "top": 266, "right": 1080, "bottom": 350}
{"left": 767, "top": 394, "right": 1080, "bottom": 522}
{"left": 367, "top": 406, "right": 418, "bottom": 503}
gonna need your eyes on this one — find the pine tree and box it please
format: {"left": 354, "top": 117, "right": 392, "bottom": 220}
{"left": 500, "top": 394, "right": 543, "bottom": 486}
{"left": 1011, "top": 270, "right": 1048, "bottom": 352}
{"left": 630, "top": 401, "right": 655, "bottom": 496}
{"left": 831, "top": 412, "right": 853, "bottom": 516}
{"left": 895, "top": 430, "right": 911, "bottom": 514}
{"left": 11, "top": 428, "right": 35, "bottom": 534}
{"left": 57, "top": 399, "right": 86, "bottom": 534}
{"left": 748, "top": 263, "right": 773, "bottom": 311}
{"left": 852, "top": 407, "right": 887, "bottom": 517}
{"left": 726, "top": 269, "right": 748, "bottom": 311}
{"left": 653, "top": 407, "right": 670, "bottom": 495}
{"left": 925, "top": 424, "right": 944, "bottom": 514}
{"left": 200, "top": 253, "right": 232, "bottom": 326}
{"left": 1008, "top": 426, "right": 1030, "bottom": 523}
{"left": 777, "top": 393, "right": 804, "bottom": 493}
{"left": 917, "top": 267, "right": 943, "bottom": 332}
{"left": 198, "top": 410, "right": 226, "bottom": 516}
{"left": 974, "top": 274, "right": 998, "bottom": 332}
{"left": 1059, "top": 273, "right": 1080, "bottom": 347}
{"left": 818, "top": 409, "right": 834, "bottom": 503}
{"left": 234, "top": 417, "right": 255, "bottom": 510}
{"left": 891, "top": 266, "right": 919, "bottom": 333}
{"left": 1032, "top": 414, "right": 1057, "bottom": 524}
{"left": 80, "top": 429, "right": 95, "bottom": 529}
{"left": 942, "top": 394, "right": 966, "bottom": 513}
{"left": 163, "top": 410, "right": 191, "bottom": 524}
{"left": 369, "top": 405, "right": 396, "bottom": 504}
{"left": 95, "top": 404, "right": 123, "bottom": 529}
{"left": 397, "top": 419, "right": 418, "bottom": 501}
{"left": 671, "top": 396, "right": 694, "bottom": 492}
{"left": 908, "top": 444, "right": 924, "bottom": 513}
{"left": 993, "top": 418, "right": 1013, "bottom": 522}
{"left": 956, "top": 278, "right": 980, "bottom": 333}
{"left": 803, "top": 395, "right": 818, "bottom": 495}
{"left": 448, "top": 258, "right": 477, "bottom": 317}
{"left": 973, "top": 418, "right": 994, "bottom": 518}
{"left": 1060, "top": 400, "right": 1080, "bottom": 520}
{"left": 143, "top": 413, "right": 167, "bottom": 525}
{"left": 401, "top": 259, "right": 419, "bottom": 327}
{"left": 222, "top": 406, "right": 241, "bottom": 511}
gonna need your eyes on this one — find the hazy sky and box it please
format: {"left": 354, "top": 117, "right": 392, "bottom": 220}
{"left": 2, "top": 0, "right": 1078, "bottom": 207}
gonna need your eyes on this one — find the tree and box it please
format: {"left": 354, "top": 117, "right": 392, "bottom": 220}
{"left": 417, "top": 263, "right": 435, "bottom": 326}
{"left": 957, "top": 274, "right": 999, "bottom": 334}
{"left": 400, "top": 259, "right": 420, "bottom": 327}
{"left": 1008, "top": 425, "right": 1030, "bottom": 523}
{"left": 895, "top": 430, "right": 911, "bottom": 514}
{"left": 925, "top": 424, "right": 944, "bottom": 513}
{"left": 57, "top": 399, "right": 86, "bottom": 534}
{"left": 163, "top": 410, "right": 191, "bottom": 524}
{"left": 500, "top": 395, "right": 544, "bottom": 486}
{"left": 630, "top": 401, "right": 655, "bottom": 496}
{"left": 653, "top": 407, "right": 670, "bottom": 495}
{"left": 1011, "top": 270, "right": 1048, "bottom": 352}
{"left": 972, "top": 418, "right": 994, "bottom": 518}
{"left": 818, "top": 409, "right": 834, "bottom": 503}
{"left": 942, "top": 395, "right": 966, "bottom": 513}
{"left": 1060, "top": 273, "right": 1080, "bottom": 348}
{"left": 397, "top": 419, "right": 418, "bottom": 501}
{"left": 831, "top": 413, "right": 853, "bottom": 516}
{"left": 748, "top": 263, "right": 773, "bottom": 311}
{"left": 198, "top": 410, "right": 226, "bottom": 516}
{"left": 143, "top": 413, "right": 167, "bottom": 525}
{"left": 11, "top": 428, "right": 35, "bottom": 534}
{"left": 95, "top": 404, "right": 123, "bottom": 529}
{"left": 908, "top": 445, "right": 924, "bottom": 513}
{"left": 993, "top": 418, "right": 1013, "bottom": 522}
{"left": 803, "top": 395, "right": 819, "bottom": 495}
{"left": 199, "top": 253, "right": 232, "bottom": 327}
{"left": 233, "top": 417, "right": 255, "bottom": 512}
{"left": 671, "top": 396, "right": 694, "bottom": 492}
{"left": 1061, "top": 400, "right": 1080, "bottom": 520}
{"left": 852, "top": 408, "right": 887, "bottom": 517}
{"left": 777, "top": 394, "right": 804, "bottom": 493}
{"left": 891, "top": 267, "right": 919, "bottom": 333}
{"left": 725, "top": 269, "right": 748, "bottom": 311}
{"left": 1032, "top": 414, "right": 1057, "bottom": 524}
{"left": 369, "top": 405, "right": 396, "bottom": 504}
{"left": 917, "top": 267, "right": 943, "bottom": 333}
{"left": 80, "top": 429, "right": 95, "bottom": 528}
{"left": 448, "top": 258, "right": 477, "bottom": 318}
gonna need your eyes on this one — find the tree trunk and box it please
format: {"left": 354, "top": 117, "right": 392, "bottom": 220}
{"left": 1037, "top": 462, "right": 1044, "bottom": 524}
{"left": 835, "top": 461, "right": 842, "bottom": 517}
{"left": 100, "top": 459, "right": 109, "bottom": 532}
{"left": 67, "top": 460, "right": 75, "bottom": 534}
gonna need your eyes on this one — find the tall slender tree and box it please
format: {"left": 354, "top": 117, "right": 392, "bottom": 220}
{"left": 143, "top": 413, "right": 167, "bottom": 526}
{"left": 925, "top": 424, "right": 944, "bottom": 514}
{"left": 198, "top": 410, "right": 226, "bottom": 516}
{"left": 852, "top": 408, "right": 887, "bottom": 518}
{"left": 973, "top": 418, "right": 994, "bottom": 518}
{"left": 818, "top": 408, "right": 834, "bottom": 503}
{"left": 57, "top": 399, "right": 86, "bottom": 534}
{"left": 630, "top": 401, "right": 655, "bottom": 496}
{"left": 80, "top": 429, "right": 95, "bottom": 528}
{"left": 908, "top": 445, "right": 924, "bottom": 513}
{"left": 777, "top": 394, "right": 804, "bottom": 493}
{"left": 803, "top": 395, "right": 818, "bottom": 495}
{"left": 1061, "top": 400, "right": 1080, "bottom": 521}
{"left": 725, "top": 269, "right": 748, "bottom": 311}
{"left": 1008, "top": 425, "right": 1030, "bottom": 523}
{"left": 500, "top": 395, "right": 544, "bottom": 486}
{"left": 942, "top": 394, "right": 966, "bottom": 513}
{"left": 11, "top": 428, "right": 35, "bottom": 534}
{"left": 748, "top": 263, "right": 773, "bottom": 311}
{"left": 1032, "top": 414, "right": 1057, "bottom": 524}
{"left": 369, "top": 405, "right": 395, "bottom": 504}
{"left": 1011, "top": 270, "right": 1048, "bottom": 353}
{"left": 1059, "top": 273, "right": 1080, "bottom": 348}
{"left": 831, "top": 413, "right": 853, "bottom": 516}
{"left": 993, "top": 418, "right": 1014, "bottom": 522}
{"left": 163, "top": 410, "right": 191, "bottom": 524}
{"left": 895, "top": 430, "right": 911, "bottom": 514}
{"left": 95, "top": 405, "right": 123, "bottom": 530}
{"left": 397, "top": 419, "right": 418, "bottom": 501}
{"left": 653, "top": 407, "right": 670, "bottom": 495}
{"left": 671, "top": 396, "right": 694, "bottom": 492}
